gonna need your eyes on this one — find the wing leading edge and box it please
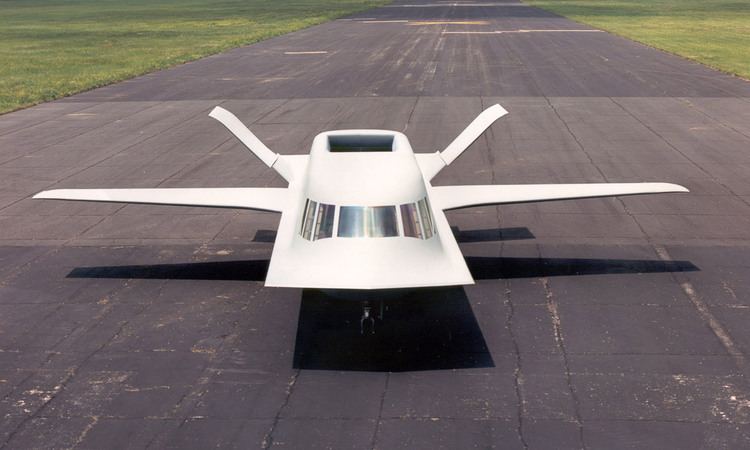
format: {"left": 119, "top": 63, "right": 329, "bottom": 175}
{"left": 432, "top": 183, "right": 688, "bottom": 211}
{"left": 33, "top": 188, "right": 288, "bottom": 213}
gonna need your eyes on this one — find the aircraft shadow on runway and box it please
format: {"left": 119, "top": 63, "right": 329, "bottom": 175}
{"left": 466, "top": 256, "right": 698, "bottom": 279}
{"left": 292, "top": 287, "right": 494, "bottom": 372}
{"left": 68, "top": 259, "right": 271, "bottom": 281}
{"left": 452, "top": 226, "right": 535, "bottom": 242}
{"left": 66, "top": 256, "right": 697, "bottom": 371}
{"left": 66, "top": 256, "right": 697, "bottom": 281}
{"left": 253, "top": 227, "right": 536, "bottom": 243}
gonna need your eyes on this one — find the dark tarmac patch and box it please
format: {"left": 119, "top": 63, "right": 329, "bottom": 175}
{"left": 293, "top": 288, "right": 494, "bottom": 372}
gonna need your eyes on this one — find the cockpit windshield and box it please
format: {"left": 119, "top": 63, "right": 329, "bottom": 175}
{"left": 338, "top": 206, "right": 398, "bottom": 238}
{"left": 299, "top": 197, "right": 435, "bottom": 241}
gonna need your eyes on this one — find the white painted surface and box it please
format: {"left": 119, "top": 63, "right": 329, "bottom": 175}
{"left": 33, "top": 188, "right": 289, "bottom": 213}
{"left": 443, "top": 29, "right": 603, "bottom": 34}
{"left": 439, "top": 104, "right": 508, "bottom": 166}
{"left": 432, "top": 183, "right": 689, "bottom": 211}
{"left": 283, "top": 51, "right": 328, "bottom": 55}
{"left": 208, "top": 106, "right": 278, "bottom": 167}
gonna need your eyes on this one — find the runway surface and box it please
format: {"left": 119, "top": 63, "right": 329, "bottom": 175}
{"left": 2, "top": 0, "right": 750, "bottom": 448}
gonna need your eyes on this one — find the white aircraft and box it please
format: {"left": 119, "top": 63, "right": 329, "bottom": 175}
{"left": 35, "top": 104, "right": 687, "bottom": 291}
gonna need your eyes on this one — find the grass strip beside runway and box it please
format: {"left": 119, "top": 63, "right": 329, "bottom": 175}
{"left": 525, "top": 0, "right": 750, "bottom": 80}
{"left": 0, "top": 0, "right": 388, "bottom": 114}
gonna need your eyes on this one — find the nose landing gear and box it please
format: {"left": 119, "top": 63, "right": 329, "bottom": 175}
{"left": 360, "top": 304, "right": 375, "bottom": 335}
{"left": 360, "top": 301, "right": 385, "bottom": 335}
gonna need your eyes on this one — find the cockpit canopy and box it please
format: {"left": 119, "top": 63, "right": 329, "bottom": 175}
{"left": 300, "top": 197, "right": 435, "bottom": 241}
{"left": 305, "top": 130, "right": 427, "bottom": 208}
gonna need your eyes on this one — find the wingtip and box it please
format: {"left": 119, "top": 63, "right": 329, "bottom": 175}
{"left": 488, "top": 103, "right": 509, "bottom": 118}
{"left": 208, "top": 105, "right": 227, "bottom": 119}
{"left": 34, "top": 189, "right": 76, "bottom": 200}
{"left": 666, "top": 183, "right": 690, "bottom": 193}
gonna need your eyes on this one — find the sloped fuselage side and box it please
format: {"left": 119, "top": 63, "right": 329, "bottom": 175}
{"left": 264, "top": 130, "right": 474, "bottom": 290}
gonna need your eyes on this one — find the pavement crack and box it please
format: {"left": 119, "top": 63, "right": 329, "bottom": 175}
{"left": 252, "top": 98, "right": 293, "bottom": 125}
{"left": 370, "top": 373, "right": 390, "bottom": 450}
{"left": 679, "top": 98, "right": 750, "bottom": 141}
{"left": 610, "top": 96, "right": 750, "bottom": 211}
{"left": 599, "top": 97, "right": 750, "bottom": 380}
{"left": 0, "top": 102, "right": 155, "bottom": 166}
{"left": 653, "top": 245, "right": 750, "bottom": 376}
{"left": 165, "top": 253, "right": 252, "bottom": 419}
{"left": 402, "top": 97, "right": 419, "bottom": 134}
{"left": 72, "top": 415, "right": 99, "bottom": 447}
{"left": 261, "top": 370, "right": 300, "bottom": 449}
{"left": 545, "top": 96, "right": 750, "bottom": 390}
{"left": 541, "top": 277, "right": 586, "bottom": 449}
{"left": 545, "top": 97, "right": 607, "bottom": 182}
{"left": 0, "top": 246, "right": 60, "bottom": 290}
{"left": 46, "top": 102, "right": 218, "bottom": 193}
{"left": 504, "top": 279, "right": 528, "bottom": 450}
{"left": 0, "top": 103, "right": 97, "bottom": 139}
{"left": 0, "top": 372, "right": 74, "bottom": 449}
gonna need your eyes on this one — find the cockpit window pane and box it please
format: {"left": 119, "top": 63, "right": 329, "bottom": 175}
{"left": 400, "top": 203, "right": 422, "bottom": 238}
{"left": 300, "top": 199, "right": 309, "bottom": 235}
{"left": 338, "top": 206, "right": 398, "bottom": 238}
{"left": 370, "top": 206, "right": 398, "bottom": 237}
{"left": 417, "top": 198, "right": 434, "bottom": 239}
{"left": 338, "top": 206, "right": 364, "bottom": 237}
{"left": 301, "top": 200, "right": 317, "bottom": 240}
{"left": 314, "top": 203, "right": 335, "bottom": 240}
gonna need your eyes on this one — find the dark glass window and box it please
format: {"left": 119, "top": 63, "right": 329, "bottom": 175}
{"left": 417, "top": 198, "right": 434, "bottom": 239}
{"left": 400, "top": 203, "right": 422, "bottom": 238}
{"left": 400, "top": 197, "right": 435, "bottom": 239}
{"left": 301, "top": 199, "right": 317, "bottom": 240}
{"left": 300, "top": 199, "right": 335, "bottom": 241}
{"left": 314, "top": 203, "right": 335, "bottom": 240}
{"left": 328, "top": 135, "right": 393, "bottom": 152}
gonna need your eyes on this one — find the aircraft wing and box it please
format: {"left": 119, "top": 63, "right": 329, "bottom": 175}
{"left": 432, "top": 183, "right": 688, "bottom": 211}
{"left": 33, "top": 188, "right": 289, "bottom": 212}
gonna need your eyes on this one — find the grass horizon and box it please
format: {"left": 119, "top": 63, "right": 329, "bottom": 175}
{"left": 524, "top": 0, "right": 750, "bottom": 80}
{"left": 0, "top": 0, "right": 389, "bottom": 114}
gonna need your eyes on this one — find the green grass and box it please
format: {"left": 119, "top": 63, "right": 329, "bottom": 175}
{"left": 524, "top": 0, "right": 750, "bottom": 80}
{"left": 0, "top": 0, "right": 389, "bottom": 114}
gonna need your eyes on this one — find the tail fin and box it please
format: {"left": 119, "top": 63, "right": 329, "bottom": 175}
{"left": 418, "top": 104, "right": 508, "bottom": 180}
{"left": 209, "top": 106, "right": 294, "bottom": 182}
{"left": 441, "top": 104, "right": 508, "bottom": 165}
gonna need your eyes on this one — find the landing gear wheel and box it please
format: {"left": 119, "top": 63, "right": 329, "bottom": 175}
{"left": 361, "top": 303, "right": 375, "bottom": 335}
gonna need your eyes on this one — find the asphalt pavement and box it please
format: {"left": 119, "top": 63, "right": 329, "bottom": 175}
{"left": 2, "top": 0, "right": 750, "bottom": 448}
